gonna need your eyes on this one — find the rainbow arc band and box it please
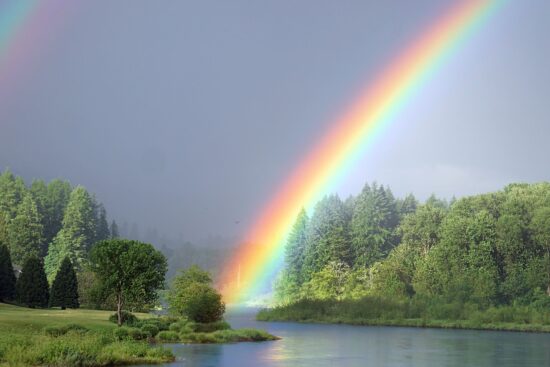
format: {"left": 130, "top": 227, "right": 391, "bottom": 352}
{"left": 219, "top": 0, "right": 505, "bottom": 305}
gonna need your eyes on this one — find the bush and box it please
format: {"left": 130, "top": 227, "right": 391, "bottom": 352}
{"left": 157, "top": 331, "right": 179, "bottom": 342}
{"left": 127, "top": 328, "right": 147, "bottom": 341}
{"left": 191, "top": 320, "right": 231, "bottom": 333}
{"left": 113, "top": 327, "right": 130, "bottom": 341}
{"left": 141, "top": 324, "right": 159, "bottom": 338}
{"left": 109, "top": 311, "right": 138, "bottom": 326}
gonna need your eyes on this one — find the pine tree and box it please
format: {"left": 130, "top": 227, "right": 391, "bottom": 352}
{"left": 44, "top": 179, "right": 72, "bottom": 245}
{"left": 284, "top": 208, "right": 309, "bottom": 284}
{"left": 0, "top": 243, "right": 16, "bottom": 302}
{"left": 0, "top": 169, "right": 26, "bottom": 220}
{"left": 8, "top": 194, "right": 44, "bottom": 266}
{"left": 16, "top": 256, "right": 49, "bottom": 308}
{"left": 302, "top": 195, "right": 351, "bottom": 281}
{"left": 110, "top": 220, "right": 119, "bottom": 238}
{"left": 45, "top": 186, "right": 96, "bottom": 280}
{"left": 29, "top": 180, "right": 49, "bottom": 256}
{"left": 95, "top": 204, "right": 110, "bottom": 242}
{"left": 49, "top": 257, "right": 79, "bottom": 309}
{"left": 351, "top": 183, "right": 399, "bottom": 268}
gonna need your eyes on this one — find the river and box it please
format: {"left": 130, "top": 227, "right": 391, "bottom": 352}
{"left": 144, "top": 310, "right": 550, "bottom": 367}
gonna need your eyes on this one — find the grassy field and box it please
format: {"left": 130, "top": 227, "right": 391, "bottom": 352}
{"left": 0, "top": 303, "right": 151, "bottom": 333}
{"left": 0, "top": 303, "right": 172, "bottom": 367}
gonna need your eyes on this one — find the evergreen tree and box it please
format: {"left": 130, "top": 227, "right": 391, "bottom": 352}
{"left": 0, "top": 169, "right": 26, "bottom": 220}
{"left": 110, "top": 220, "right": 120, "bottom": 238}
{"left": 95, "top": 204, "right": 110, "bottom": 242}
{"left": 8, "top": 194, "right": 44, "bottom": 265}
{"left": 396, "top": 193, "right": 418, "bottom": 219}
{"left": 29, "top": 180, "right": 49, "bottom": 256}
{"left": 284, "top": 208, "right": 309, "bottom": 284}
{"left": 44, "top": 179, "right": 72, "bottom": 245}
{"left": 302, "top": 195, "right": 351, "bottom": 280}
{"left": 49, "top": 257, "right": 79, "bottom": 309}
{"left": 351, "top": 183, "right": 399, "bottom": 268}
{"left": 16, "top": 256, "right": 49, "bottom": 308}
{"left": 0, "top": 243, "right": 16, "bottom": 302}
{"left": 45, "top": 186, "right": 96, "bottom": 280}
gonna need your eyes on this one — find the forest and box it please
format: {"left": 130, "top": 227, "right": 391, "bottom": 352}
{"left": 271, "top": 181, "right": 550, "bottom": 323}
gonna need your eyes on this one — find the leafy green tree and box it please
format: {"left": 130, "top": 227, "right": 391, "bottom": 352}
{"left": 8, "top": 194, "right": 43, "bottom": 265}
{"left": 0, "top": 243, "right": 16, "bottom": 302}
{"left": 16, "top": 256, "right": 49, "bottom": 308}
{"left": 90, "top": 239, "right": 167, "bottom": 325}
{"left": 531, "top": 207, "right": 550, "bottom": 296}
{"left": 168, "top": 266, "right": 224, "bottom": 322}
{"left": 45, "top": 186, "right": 96, "bottom": 279}
{"left": 49, "top": 257, "right": 79, "bottom": 309}
{"left": 400, "top": 203, "right": 446, "bottom": 256}
{"left": 351, "top": 183, "right": 399, "bottom": 267}
{"left": 302, "top": 195, "right": 351, "bottom": 280}
{"left": 110, "top": 220, "right": 120, "bottom": 238}
{"left": 302, "top": 261, "right": 351, "bottom": 300}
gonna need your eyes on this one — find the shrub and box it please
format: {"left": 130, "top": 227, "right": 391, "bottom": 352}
{"left": 113, "top": 327, "right": 130, "bottom": 341}
{"left": 192, "top": 320, "right": 231, "bottom": 333}
{"left": 157, "top": 331, "right": 179, "bottom": 342}
{"left": 141, "top": 324, "right": 159, "bottom": 338}
{"left": 109, "top": 311, "right": 138, "bottom": 326}
{"left": 127, "top": 328, "right": 147, "bottom": 341}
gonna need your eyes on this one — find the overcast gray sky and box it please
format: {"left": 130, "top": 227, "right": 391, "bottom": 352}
{"left": 1, "top": 0, "right": 548, "bottom": 243}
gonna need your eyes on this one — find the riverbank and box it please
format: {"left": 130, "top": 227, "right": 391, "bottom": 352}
{"left": 257, "top": 297, "right": 550, "bottom": 333}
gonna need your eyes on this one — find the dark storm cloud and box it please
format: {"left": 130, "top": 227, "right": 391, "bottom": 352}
{"left": 1, "top": 0, "right": 549, "bottom": 243}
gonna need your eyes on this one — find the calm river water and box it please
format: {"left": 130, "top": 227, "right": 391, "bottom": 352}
{"left": 145, "top": 310, "right": 550, "bottom": 367}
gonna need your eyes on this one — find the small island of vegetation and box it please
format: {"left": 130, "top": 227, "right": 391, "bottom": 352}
{"left": 0, "top": 171, "right": 276, "bottom": 367}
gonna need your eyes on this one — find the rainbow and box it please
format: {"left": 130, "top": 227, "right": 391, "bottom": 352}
{"left": 220, "top": 0, "right": 505, "bottom": 304}
{"left": 0, "top": 0, "right": 73, "bottom": 103}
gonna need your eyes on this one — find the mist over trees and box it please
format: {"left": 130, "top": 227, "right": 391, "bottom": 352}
{"left": 276, "top": 182, "right": 550, "bottom": 308}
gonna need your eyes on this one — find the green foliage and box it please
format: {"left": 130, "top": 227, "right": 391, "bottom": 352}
{"left": 351, "top": 183, "right": 399, "bottom": 268}
{"left": 49, "top": 257, "right": 80, "bottom": 309}
{"left": 157, "top": 330, "right": 179, "bottom": 342}
{"left": 302, "top": 195, "right": 352, "bottom": 280}
{"left": 168, "top": 266, "right": 225, "bottom": 323}
{"left": 275, "top": 182, "right": 550, "bottom": 318}
{"left": 140, "top": 324, "right": 159, "bottom": 338}
{"left": 0, "top": 243, "right": 16, "bottom": 301}
{"left": 109, "top": 311, "right": 138, "bottom": 326}
{"left": 45, "top": 186, "right": 97, "bottom": 280}
{"left": 8, "top": 194, "right": 43, "bottom": 265}
{"left": 91, "top": 239, "right": 167, "bottom": 325}
{"left": 172, "top": 282, "right": 225, "bottom": 323}
{"left": 15, "top": 256, "right": 49, "bottom": 308}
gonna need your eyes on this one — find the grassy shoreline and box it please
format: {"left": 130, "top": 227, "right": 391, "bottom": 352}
{"left": 257, "top": 297, "right": 550, "bottom": 334}
{"left": 0, "top": 303, "right": 278, "bottom": 367}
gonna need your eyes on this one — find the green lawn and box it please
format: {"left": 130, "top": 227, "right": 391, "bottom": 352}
{"left": 0, "top": 303, "right": 151, "bottom": 333}
{"left": 0, "top": 303, "right": 171, "bottom": 367}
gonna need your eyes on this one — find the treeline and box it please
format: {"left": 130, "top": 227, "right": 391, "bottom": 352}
{"left": 276, "top": 182, "right": 550, "bottom": 309}
{"left": 0, "top": 169, "right": 118, "bottom": 281}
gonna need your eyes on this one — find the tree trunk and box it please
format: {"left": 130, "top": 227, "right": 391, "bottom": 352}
{"left": 117, "top": 294, "right": 123, "bottom": 326}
